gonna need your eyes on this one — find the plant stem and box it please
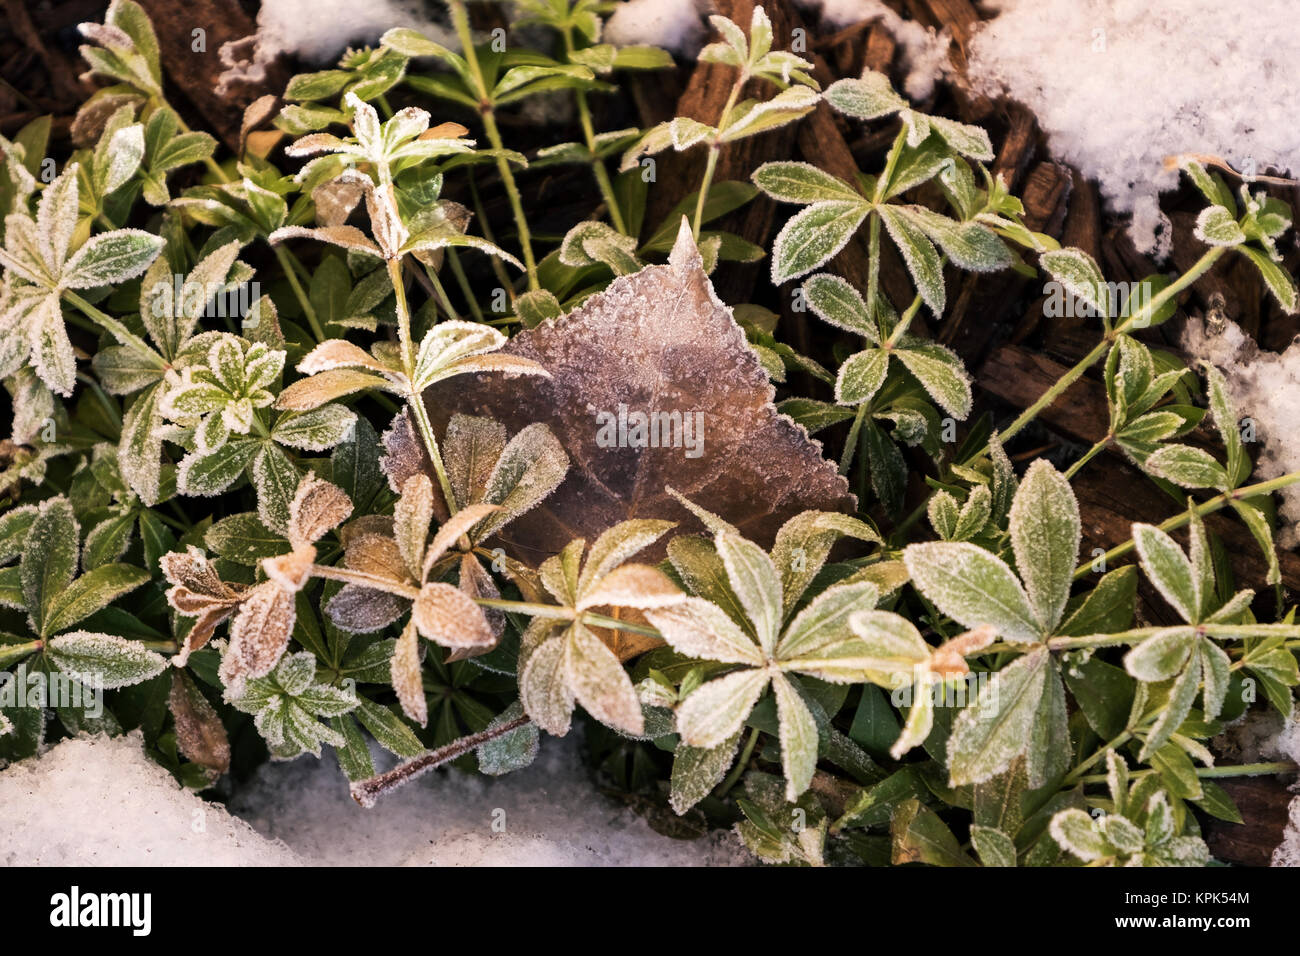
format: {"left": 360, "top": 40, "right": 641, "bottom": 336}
{"left": 1079, "top": 761, "right": 1297, "bottom": 785}
{"left": 564, "top": 30, "right": 627, "bottom": 234}
{"left": 1070, "top": 470, "right": 1300, "bottom": 580}
{"left": 63, "top": 291, "right": 162, "bottom": 364}
{"left": 386, "top": 257, "right": 459, "bottom": 513}
{"left": 840, "top": 403, "right": 868, "bottom": 475}
{"left": 273, "top": 246, "right": 324, "bottom": 341}
{"left": 350, "top": 715, "right": 531, "bottom": 807}
{"left": 447, "top": 0, "right": 538, "bottom": 290}
{"left": 994, "top": 246, "right": 1226, "bottom": 452}
{"left": 692, "top": 76, "right": 745, "bottom": 240}
{"left": 445, "top": 249, "right": 484, "bottom": 320}
{"left": 1063, "top": 434, "right": 1111, "bottom": 480}
{"left": 716, "top": 726, "right": 761, "bottom": 799}
{"left": 1062, "top": 731, "right": 1133, "bottom": 787}
{"left": 883, "top": 290, "right": 924, "bottom": 349}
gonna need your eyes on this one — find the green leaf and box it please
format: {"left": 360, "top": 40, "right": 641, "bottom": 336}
{"left": 1008, "top": 460, "right": 1079, "bottom": 634}
{"left": 752, "top": 161, "right": 863, "bottom": 203}
{"left": 1239, "top": 246, "right": 1298, "bottom": 313}
{"left": 823, "top": 73, "right": 906, "bottom": 121}
{"left": 1193, "top": 205, "right": 1245, "bottom": 246}
{"left": 205, "top": 512, "right": 290, "bottom": 565}
{"left": 61, "top": 229, "right": 164, "bottom": 288}
{"left": 772, "top": 673, "right": 817, "bottom": 801}
{"left": 354, "top": 697, "right": 425, "bottom": 757}
{"left": 835, "top": 348, "right": 889, "bottom": 405}
{"left": 801, "top": 272, "right": 877, "bottom": 340}
{"left": 670, "top": 732, "right": 742, "bottom": 814}
{"left": 1132, "top": 524, "right": 1199, "bottom": 622}
{"left": 947, "top": 647, "right": 1050, "bottom": 786}
{"left": 891, "top": 798, "right": 976, "bottom": 866}
{"left": 877, "top": 205, "right": 946, "bottom": 313}
{"left": 904, "top": 542, "right": 1041, "bottom": 644}
{"left": 43, "top": 563, "right": 150, "bottom": 636}
{"left": 46, "top": 631, "right": 167, "bottom": 688}
{"left": 20, "top": 497, "right": 78, "bottom": 636}
{"left": 1143, "top": 444, "right": 1228, "bottom": 491}
{"left": 1040, "top": 248, "right": 1110, "bottom": 320}
{"left": 970, "top": 825, "right": 1017, "bottom": 866}
{"left": 676, "top": 668, "right": 769, "bottom": 749}
{"left": 477, "top": 701, "right": 539, "bottom": 775}
{"left": 770, "top": 200, "right": 870, "bottom": 285}
{"left": 715, "top": 533, "right": 782, "bottom": 653}
{"left": 893, "top": 344, "right": 971, "bottom": 418}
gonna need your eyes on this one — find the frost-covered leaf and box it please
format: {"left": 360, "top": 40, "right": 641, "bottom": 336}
{"left": 411, "top": 581, "right": 494, "bottom": 650}
{"left": 646, "top": 596, "right": 764, "bottom": 665}
{"left": 19, "top": 496, "right": 78, "bottom": 636}
{"left": 772, "top": 672, "right": 817, "bottom": 800}
{"left": 1049, "top": 808, "right": 1107, "bottom": 861}
{"left": 1040, "top": 248, "right": 1110, "bottom": 320}
{"left": 1143, "top": 444, "right": 1228, "bottom": 491}
{"left": 947, "top": 647, "right": 1050, "bottom": 786}
{"left": 676, "top": 667, "right": 769, "bottom": 748}
{"left": 904, "top": 542, "right": 1040, "bottom": 644}
{"left": 43, "top": 563, "right": 149, "bottom": 637}
{"left": 46, "top": 630, "right": 167, "bottom": 688}
{"left": 426, "top": 220, "right": 853, "bottom": 567}
{"left": 752, "top": 162, "right": 862, "bottom": 204}
{"left": 770, "top": 199, "right": 870, "bottom": 285}
{"left": 60, "top": 229, "right": 164, "bottom": 289}
{"left": 670, "top": 732, "right": 741, "bottom": 814}
{"left": 1194, "top": 205, "right": 1245, "bottom": 246}
{"left": 564, "top": 622, "right": 643, "bottom": 735}
{"left": 477, "top": 700, "right": 539, "bottom": 775}
{"left": 390, "top": 619, "right": 426, "bottom": 726}
{"left": 878, "top": 205, "right": 945, "bottom": 314}
{"left": 893, "top": 344, "right": 971, "bottom": 418}
{"left": 1008, "top": 460, "right": 1079, "bottom": 634}
{"left": 1132, "top": 524, "right": 1198, "bottom": 622}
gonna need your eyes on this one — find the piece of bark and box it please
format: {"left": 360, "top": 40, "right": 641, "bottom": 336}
{"left": 1203, "top": 780, "right": 1293, "bottom": 867}
{"left": 989, "top": 102, "right": 1038, "bottom": 194}
{"left": 864, "top": 22, "right": 898, "bottom": 73}
{"left": 818, "top": 18, "right": 872, "bottom": 79}
{"left": 136, "top": 0, "right": 288, "bottom": 152}
{"left": 978, "top": 345, "right": 1109, "bottom": 445}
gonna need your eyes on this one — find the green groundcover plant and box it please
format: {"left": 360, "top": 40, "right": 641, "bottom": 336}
{"left": 1, "top": 0, "right": 1299, "bottom": 867}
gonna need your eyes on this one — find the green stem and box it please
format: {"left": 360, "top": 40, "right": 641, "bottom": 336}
{"left": 447, "top": 0, "right": 538, "bottom": 290}
{"left": 445, "top": 249, "right": 484, "bottom": 321}
{"left": 565, "top": 31, "right": 627, "bottom": 234}
{"left": 1063, "top": 434, "right": 1111, "bottom": 481}
{"left": 883, "top": 290, "right": 924, "bottom": 349}
{"left": 421, "top": 261, "right": 460, "bottom": 321}
{"left": 387, "top": 257, "right": 458, "bottom": 513}
{"left": 1062, "top": 731, "right": 1133, "bottom": 787}
{"left": 273, "top": 246, "right": 324, "bottom": 341}
{"left": 63, "top": 291, "right": 162, "bottom": 364}
{"left": 839, "top": 403, "right": 869, "bottom": 475}
{"left": 716, "top": 726, "right": 761, "bottom": 799}
{"left": 692, "top": 75, "right": 745, "bottom": 241}
{"left": 1071, "top": 470, "right": 1300, "bottom": 580}
{"left": 994, "top": 246, "right": 1226, "bottom": 452}
{"left": 1079, "top": 761, "right": 1297, "bottom": 785}
{"left": 76, "top": 372, "right": 121, "bottom": 431}
{"left": 692, "top": 147, "right": 721, "bottom": 241}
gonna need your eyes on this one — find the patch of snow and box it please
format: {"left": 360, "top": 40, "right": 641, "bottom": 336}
{"left": 0, "top": 731, "right": 748, "bottom": 866}
{"left": 229, "top": 732, "right": 749, "bottom": 866}
{"left": 604, "top": 0, "right": 710, "bottom": 57}
{"left": 966, "top": 0, "right": 1300, "bottom": 256}
{"left": 217, "top": 0, "right": 458, "bottom": 95}
{"left": 1182, "top": 315, "right": 1300, "bottom": 546}
{"left": 797, "top": 0, "right": 951, "bottom": 100}
{"left": 0, "top": 733, "right": 303, "bottom": 865}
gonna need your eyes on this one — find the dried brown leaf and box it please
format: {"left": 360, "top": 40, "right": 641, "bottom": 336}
{"left": 168, "top": 670, "right": 231, "bottom": 776}
{"left": 411, "top": 581, "right": 495, "bottom": 650}
{"left": 425, "top": 219, "right": 853, "bottom": 566}
{"left": 288, "top": 472, "right": 353, "bottom": 550}
{"left": 391, "top": 619, "right": 427, "bottom": 726}
{"left": 221, "top": 581, "right": 296, "bottom": 692}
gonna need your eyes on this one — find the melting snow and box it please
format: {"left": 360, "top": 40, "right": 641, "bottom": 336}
{"left": 0, "top": 731, "right": 747, "bottom": 866}
{"left": 966, "top": 0, "right": 1300, "bottom": 256}
{"left": 1182, "top": 316, "right": 1300, "bottom": 546}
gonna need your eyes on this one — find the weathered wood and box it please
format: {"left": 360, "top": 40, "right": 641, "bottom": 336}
{"left": 136, "top": 0, "right": 288, "bottom": 152}
{"left": 903, "top": 0, "right": 993, "bottom": 122}
{"left": 1204, "top": 780, "right": 1292, "bottom": 867}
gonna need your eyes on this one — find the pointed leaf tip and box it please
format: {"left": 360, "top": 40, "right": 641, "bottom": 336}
{"left": 669, "top": 216, "right": 700, "bottom": 274}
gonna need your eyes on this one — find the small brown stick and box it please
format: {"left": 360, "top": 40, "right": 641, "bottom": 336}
{"left": 350, "top": 715, "right": 532, "bottom": 807}
{"left": 1164, "top": 153, "right": 1298, "bottom": 186}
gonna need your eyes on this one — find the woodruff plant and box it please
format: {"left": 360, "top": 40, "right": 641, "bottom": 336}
{"left": 0, "top": 0, "right": 1299, "bottom": 867}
